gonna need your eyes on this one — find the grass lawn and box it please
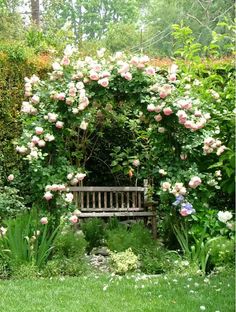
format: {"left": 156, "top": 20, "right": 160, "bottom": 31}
{"left": 0, "top": 270, "right": 234, "bottom": 312}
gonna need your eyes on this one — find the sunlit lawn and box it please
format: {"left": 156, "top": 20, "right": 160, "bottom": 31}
{"left": 0, "top": 270, "right": 234, "bottom": 312}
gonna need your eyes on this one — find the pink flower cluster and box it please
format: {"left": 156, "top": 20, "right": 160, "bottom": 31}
{"left": 203, "top": 137, "right": 226, "bottom": 155}
{"left": 188, "top": 176, "right": 202, "bottom": 188}
{"left": 67, "top": 172, "right": 86, "bottom": 186}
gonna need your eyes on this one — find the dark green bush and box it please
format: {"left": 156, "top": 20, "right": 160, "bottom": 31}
{"left": 106, "top": 222, "right": 154, "bottom": 253}
{"left": 208, "top": 237, "right": 235, "bottom": 268}
{"left": 53, "top": 229, "right": 87, "bottom": 259}
{"left": 81, "top": 218, "right": 106, "bottom": 252}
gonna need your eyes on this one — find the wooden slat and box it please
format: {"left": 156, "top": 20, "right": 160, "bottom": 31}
{"left": 78, "top": 211, "right": 155, "bottom": 217}
{"left": 80, "top": 208, "right": 144, "bottom": 212}
{"left": 104, "top": 192, "right": 107, "bottom": 209}
{"left": 110, "top": 192, "right": 113, "bottom": 208}
{"left": 92, "top": 192, "right": 95, "bottom": 208}
{"left": 98, "top": 192, "right": 101, "bottom": 209}
{"left": 70, "top": 186, "right": 144, "bottom": 192}
{"left": 127, "top": 192, "right": 129, "bottom": 209}
{"left": 80, "top": 192, "right": 84, "bottom": 209}
{"left": 116, "top": 192, "right": 119, "bottom": 209}
{"left": 138, "top": 192, "right": 141, "bottom": 208}
{"left": 86, "top": 192, "right": 89, "bottom": 209}
{"left": 132, "top": 192, "right": 136, "bottom": 208}
{"left": 121, "top": 193, "right": 124, "bottom": 209}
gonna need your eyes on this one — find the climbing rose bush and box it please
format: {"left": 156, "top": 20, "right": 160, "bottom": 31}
{"left": 15, "top": 45, "right": 227, "bottom": 220}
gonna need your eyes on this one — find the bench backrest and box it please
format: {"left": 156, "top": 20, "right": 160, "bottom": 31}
{"left": 70, "top": 181, "right": 149, "bottom": 212}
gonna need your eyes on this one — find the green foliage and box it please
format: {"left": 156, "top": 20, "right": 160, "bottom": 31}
{"left": 0, "top": 186, "right": 26, "bottom": 221}
{"left": 53, "top": 228, "right": 87, "bottom": 258}
{"left": 42, "top": 257, "right": 87, "bottom": 277}
{"left": 109, "top": 248, "right": 139, "bottom": 274}
{"left": 81, "top": 219, "right": 106, "bottom": 252}
{"left": 106, "top": 222, "right": 154, "bottom": 253}
{"left": 0, "top": 210, "right": 60, "bottom": 270}
{"left": 208, "top": 236, "right": 235, "bottom": 267}
{"left": 11, "top": 263, "right": 39, "bottom": 279}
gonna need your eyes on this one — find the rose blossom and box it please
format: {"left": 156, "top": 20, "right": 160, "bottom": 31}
{"left": 44, "top": 191, "right": 53, "bottom": 201}
{"left": 65, "top": 192, "right": 74, "bottom": 203}
{"left": 7, "top": 174, "right": 14, "bottom": 181}
{"left": 40, "top": 217, "right": 48, "bottom": 225}
{"left": 133, "top": 159, "right": 140, "bottom": 167}
{"left": 56, "top": 121, "right": 64, "bottom": 129}
{"left": 31, "top": 95, "right": 40, "bottom": 104}
{"left": 145, "top": 67, "right": 155, "bottom": 75}
{"left": 154, "top": 114, "right": 162, "bottom": 122}
{"left": 44, "top": 134, "right": 55, "bottom": 142}
{"left": 123, "top": 72, "right": 132, "bottom": 81}
{"left": 163, "top": 107, "right": 173, "bottom": 116}
{"left": 69, "top": 215, "right": 78, "bottom": 224}
{"left": 159, "top": 169, "right": 167, "bottom": 176}
{"left": 75, "top": 173, "right": 86, "bottom": 181}
{"left": 98, "top": 78, "right": 109, "bottom": 87}
{"left": 35, "top": 127, "right": 43, "bottom": 135}
{"left": 80, "top": 120, "right": 88, "bottom": 130}
{"left": 76, "top": 82, "right": 84, "bottom": 90}
{"left": 158, "top": 127, "right": 165, "bottom": 133}
{"left": 67, "top": 173, "right": 74, "bottom": 180}
{"left": 38, "top": 140, "right": 46, "bottom": 147}
{"left": 189, "top": 176, "right": 202, "bottom": 188}
{"left": 48, "top": 113, "right": 58, "bottom": 122}
{"left": 161, "top": 182, "right": 171, "bottom": 191}
{"left": 217, "top": 211, "right": 233, "bottom": 223}
{"left": 147, "top": 104, "right": 156, "bottom": 112}
{"left": 32, "top": 136, "right": 40, "bottom": 144}
{"left": 89, "top": 70, "right": 99, "bottom": 81}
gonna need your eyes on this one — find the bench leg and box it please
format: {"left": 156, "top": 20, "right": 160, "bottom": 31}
{"left": 151, "top": 214, "right": 157, "bottom": 240}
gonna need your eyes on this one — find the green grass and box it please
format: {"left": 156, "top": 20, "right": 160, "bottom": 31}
{"left": 0, "top": 270, "right": 234, "bottom": 312}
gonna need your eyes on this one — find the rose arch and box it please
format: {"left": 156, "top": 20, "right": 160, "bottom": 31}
{"left": 16, "top": 46, "right": 226, "bottom": 223}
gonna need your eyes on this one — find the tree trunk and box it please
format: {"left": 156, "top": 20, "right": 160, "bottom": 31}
{"left": 31, "top": 0, "right": 40, "bottom": 26}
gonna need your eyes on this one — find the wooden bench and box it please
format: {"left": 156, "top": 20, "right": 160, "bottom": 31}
{"left": 70, "top": 180, "right": 157, "bottom": 239}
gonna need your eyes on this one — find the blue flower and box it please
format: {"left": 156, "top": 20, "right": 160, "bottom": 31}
{"left": 172, "top": 195, "right": 184, "bottom": 206}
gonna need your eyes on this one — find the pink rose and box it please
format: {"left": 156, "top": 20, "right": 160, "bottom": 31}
{"left": 180, "top": 209, "right": 188, "bottom": 217}
{"left": 161, "top": 182, "right": 171, "bottom": 191}
{"left": 89, "top": 71, "right": 99, "bottom": 81}
{"left": 101, "top": 71, "right": 111, "bottom": 78}
{"left": 180, "top": 154, "right": 187, "bottom": 160}
{"left": 154, "top": 114, "right": 162, "bottom": 122}
{"left": 65, "top": 192, "right": 74, "bottom": 203}
{"left": 159, "top": 91, "right": 168, "bottom": 99}
{"left": 216, "top": 145, "right": 226, "bottom": 156}
{"left": 145, "top": 67, "right": 155, "bottom": 75}
{"left": 80, "top": 120, "right": 88, "bottom": 130}
{"left": 118, "top": 63, "right": 129, "bottom": 74}
{"left": 56, "top": 121, "right": 64, "bottom": 129}
{"left": 69, "top": 87, "right": 77, "bottom": 97}
{"left": 7, "top": 174, "right": 14, "bottom": 181}
{"left": 123, "top": 72, "right": 132, "bottom": 81}
{"left": 147, "top": 104, "right": 156, "bottom": 112}
{"left": 98, "top": 78, "right": 109, "bottom": 87}
{"left": 168, "top": 73, "right": 176, "bottom": 81}
{"left": 40, "top": 217, "right": 48, "bottom": 225}
{"left": 31, "top": 95, "right": 40, "bottom": 104}
{"left": 189, "top": 176, "right": 202, "bottom": 189}
{"left": 61, "top": 56, "right": 70, "bottom": 66}
{"left": 56, "top": 93, "right": 66, "bottom": 101}
{"left": 48, "top": 113, "right": 58, "bottom": 122}
{"left": 69, "top": 215, "right": 78, "bottom": 224}
{"left": 32, "top": 136, "right": 40, "bottom": 144}
{"left": 44, "top": 191, "right": 53, "bottom": 201}
{"left": 35, "top": 127, "right": 43, "bottom": 135}
{"left": 163, "top": 107, "right": 173, "bottom": 116}
{"left": 75, "top": 173, "right": 86, "bottom": 181}
{"left": 38, "top": 140, "right": 46, "bottom": 147}
{"left": 133, "top": 159, "right": 140, "bottom": 167}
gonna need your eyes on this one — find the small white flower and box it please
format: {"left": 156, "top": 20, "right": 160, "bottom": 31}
{"left": 200, "top": 306, "right": 206, "bottom": 311}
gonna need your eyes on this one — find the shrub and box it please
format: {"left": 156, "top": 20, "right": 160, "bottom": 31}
{"left": 42, "top": 257, "right": 87, "bottom": 277}
{"left": 81, "top": 218, "right": 106, "bottom": 252}
{"left": 11, "top": 263, "right": 39, "bottom": 279}
{"left": 106, "top": 222, "right": 154, "bottom": 253}
{"left": 109, "top": 248, "right": 139, "bottom": 274}
{"left": 53, "top": 227, "right": 87, "bottom": 258}
{"left": 0, "top": 186, "right": 26, "bottom": 221}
